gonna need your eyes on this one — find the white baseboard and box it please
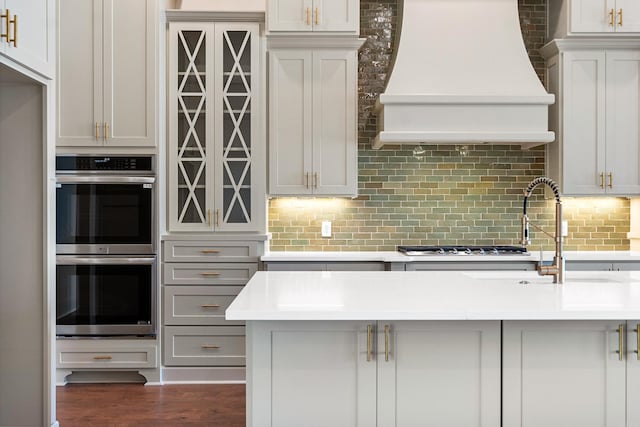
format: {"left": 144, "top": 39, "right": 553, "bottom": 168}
{"left": 161, "top": 366, "right": 246, "bottom": 384}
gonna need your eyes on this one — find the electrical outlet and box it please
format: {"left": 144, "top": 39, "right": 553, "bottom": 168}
{"left": 321, "top": 221, "right": 332, "bottom": 238}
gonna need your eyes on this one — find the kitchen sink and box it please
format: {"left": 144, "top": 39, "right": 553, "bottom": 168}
{"left": 461, "top": 271, "right": 628, "bottom": 285}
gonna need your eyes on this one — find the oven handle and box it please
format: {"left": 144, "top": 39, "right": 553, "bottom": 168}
{"left": 56, "top": 256, "right": 156, "bottom": 265}
{"left": 56, "top": 176, "right": 155, "bottom": 184}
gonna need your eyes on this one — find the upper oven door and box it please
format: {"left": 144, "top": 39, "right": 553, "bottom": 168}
{"left": 56, "top": 176, "right": 155, "bottom": 254}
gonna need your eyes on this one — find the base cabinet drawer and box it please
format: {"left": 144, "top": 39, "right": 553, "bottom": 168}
{"left": 56, "top": 340, "right": 158, "bottom": 369}
{"left": 164, "top": 326, "right": 246, "bottom": 366}
{"left": 164, "top": 263, "right": 258, "bottom": 285}
{"left": 164, "top": 286, "right": 244, "bottom": 326}
{"left": 163, "top": 240, "right": 261, "bottom": 262}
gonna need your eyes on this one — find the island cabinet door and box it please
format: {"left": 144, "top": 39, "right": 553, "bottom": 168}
{"left": 627, "top": 320, "right": 640, "bottom": 426}
{"left": 503, "top": 320, "right": 626, "bottom": 427}
{"left": 376, "top": 321, "right": 501, "bottom": 427}
{"left": 247, "top": 321, "right": 377, "bottom": 427}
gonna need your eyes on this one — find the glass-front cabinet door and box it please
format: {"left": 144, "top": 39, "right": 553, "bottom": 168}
{"left": 168, "top": 21, "right": 262, "bottom": 232}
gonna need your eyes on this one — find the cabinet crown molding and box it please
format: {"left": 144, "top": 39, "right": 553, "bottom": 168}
{"left": 165, "top": 10, "right": 265, "bottom": 22}
{"left": 541, "top": 38, "right": 640, "bottom": 58}
{"left": 266, "top": 35, "right": 365, "bottom": 49}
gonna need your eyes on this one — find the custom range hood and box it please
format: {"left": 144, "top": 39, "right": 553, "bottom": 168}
{"left": 373, "top": 0, "right": 555, "bottom": 149}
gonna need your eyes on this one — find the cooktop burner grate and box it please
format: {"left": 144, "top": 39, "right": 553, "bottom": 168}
{"left": 397, "top": 245, "right": 529, "bottom": 256}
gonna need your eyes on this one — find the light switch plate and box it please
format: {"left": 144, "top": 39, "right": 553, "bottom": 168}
{"left": 321, "top": 221, "right": 332, "bottom": 238}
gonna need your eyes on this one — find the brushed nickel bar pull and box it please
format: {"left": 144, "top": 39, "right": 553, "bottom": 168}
{"left": 305, "top": 7, "right": 311, "bottom": 25}
{"left": 200, "top": 272, "right": 220, "bottom": 276}
{"left": 201, "top": 249, "right": 220, "bottom": 254}
{"left": 104, "top": 122, "right": 109, "bottom": 140}
{"left": 608, "top": 172, "right": 613, "bottom": 189}
{"left": 366, "top": 324, "right": 372, "bottom": 362}
{"left": 201, "top": 344, "right": 220, "bottom": 349}
{"left": 618, "top": 8, "right": 623, "bottom": 26}
{"left": 618, "top": 324, "right": 625, "bottom": 361}
{"left": 609, "top": 8, "right": 615, "bottom": 26}
{"left": 315, "top": 7, "right": 319, "bottom": 25}
{"left": 600, "top": 172, "right": 605, "bottom": 189}
{"left": 201, "top": 304, "right": 221, "bottom": 308}
{"left": 95, "top": 122, "right": 100, "bottom": 140}
{"left": 93, "top": 355, "right": 112, "bottom": 360}
{"left": 0, "top": 10, "right": 8, "bottom": 41}
{"left": 384, "top": 324, "right": 390, "bottom": 362}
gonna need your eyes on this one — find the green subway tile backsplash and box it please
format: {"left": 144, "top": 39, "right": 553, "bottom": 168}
{"left": 267, "top": 0, "right": 631, "bottom": 251}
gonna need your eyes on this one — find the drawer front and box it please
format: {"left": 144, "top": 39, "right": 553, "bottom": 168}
{"left": 164, "top": 263, "right": 258, "bottom": 285}
{"left": 164, "top": 286, "right": 244, "bottom": 326}
{"left": 164, "top": 326, "right": 245, "bottom": 366}
{"left": 56, "top": 346, "right": 157, "bottom": 369}
{"left": 163, "top": 240, "right": 261, "bottom": 262}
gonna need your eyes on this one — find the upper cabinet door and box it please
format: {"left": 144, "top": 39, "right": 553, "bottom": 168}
{"left": 571, "top": 0, "right": 614, "bottom": 33}
{"left": 169, "top": 23, "right": 215, "bottom": 232}
{"left": 268, "top": 49, "right": 313, "bottom": 196}
{"left": 267, "top": 0, "right": 359, "bottom": 33}
{"left": 102, "top": 0, "right": 157, "bottom": 147}
{"left": 627, "top": 320, "right": 640, "bottom": 426}
{"left": 57, "top": 0, "right": 157, "bottom": 148}
{"left": 312, "top": 49, "right": 357, "bottom": 196}
{"left": 57, "top": 0, "right": 103, "bottom": 147}
{"left": 2, "top": 0, "right": 54, "bottom": 77}
{"left": 604, "top": 51, "right": 640, "bottom": 194}
{"left": 561, "top": 50, "right": 607, "bottom": 195}
{"left": 268, "top": 0, "right": 313, "bottom": 32}
{"left": 614, "top": 0, "right": 640, "bottom": 32}
{"left": 313, "top": 0, "right": 359, "bottom": 32}
{"left": 214, "top": 24, "right": 263, "bottom": 232}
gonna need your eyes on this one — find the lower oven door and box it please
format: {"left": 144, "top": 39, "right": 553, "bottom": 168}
{"left": 56, "top": 256, "right": 156, "bottom": 336}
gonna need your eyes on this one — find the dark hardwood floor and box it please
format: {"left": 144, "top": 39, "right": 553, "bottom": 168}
{"left": 56, "top": 383, "right": 245, "bottom": 427}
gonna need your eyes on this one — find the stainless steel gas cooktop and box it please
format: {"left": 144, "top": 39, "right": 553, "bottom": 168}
{"left": 397, "top": 245, "right": 529, "bottom": 256}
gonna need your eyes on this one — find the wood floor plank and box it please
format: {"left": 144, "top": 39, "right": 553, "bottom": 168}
{"left": 56, "top": 384, "right": 245, "bottom": 426}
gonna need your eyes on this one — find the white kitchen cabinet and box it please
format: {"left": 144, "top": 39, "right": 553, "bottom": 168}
{"left": 377, "top": 321, "right": 501, "bottom": 427}
{"left": 543, "top": 41, "right": 640, "bottom": 195}
{"left": 168, "top": 21, "right": 265, "bottom": 232}
{"left": 56, "top": 338, "right": 159, "bottom": 385}
{"left": 549, "top": 0, "right": 640, "bottom": 37}
{"left": 269, "top": 46, "right": 359, "bottom": 196}
{"left": 161, "top": 238, "right": 262, "bottom": 372}
{"left": 0, "top": 0, "right": 53, "bottom": 77}
{"left": 502, "top": 320, "right": 640, "bottom": 427}
{"left": 57, "top": 0, "right": 157, "bottom": 147}
{"left": 267, "top": 0, "right": 359, "bottom": 33}
{"left": 248, "top": 320, "right": 500, "bottom": 427}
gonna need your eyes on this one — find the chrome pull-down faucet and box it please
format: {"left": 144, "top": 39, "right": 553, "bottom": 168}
{"left": 521, "top": 177, "right": 565, "bottom": 284}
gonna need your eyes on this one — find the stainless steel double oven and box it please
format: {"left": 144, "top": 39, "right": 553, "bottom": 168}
{"left": 56, "top": 155, "right": 156, "bottom": 336}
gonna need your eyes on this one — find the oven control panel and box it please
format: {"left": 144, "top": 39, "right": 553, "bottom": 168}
{"left": 56, "top": 156, "right": 153, "bottom": 173}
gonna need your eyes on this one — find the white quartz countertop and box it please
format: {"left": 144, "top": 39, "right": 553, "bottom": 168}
{"left": 261, "top": 250, "right": 640, "bottom": 263}
{"left": 226, "top": 270, "right": 640, "bottom": 321}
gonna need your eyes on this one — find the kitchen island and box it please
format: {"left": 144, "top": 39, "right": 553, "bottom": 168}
{"left": 227, "top": 271, "right": 640, "bottom": 427}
